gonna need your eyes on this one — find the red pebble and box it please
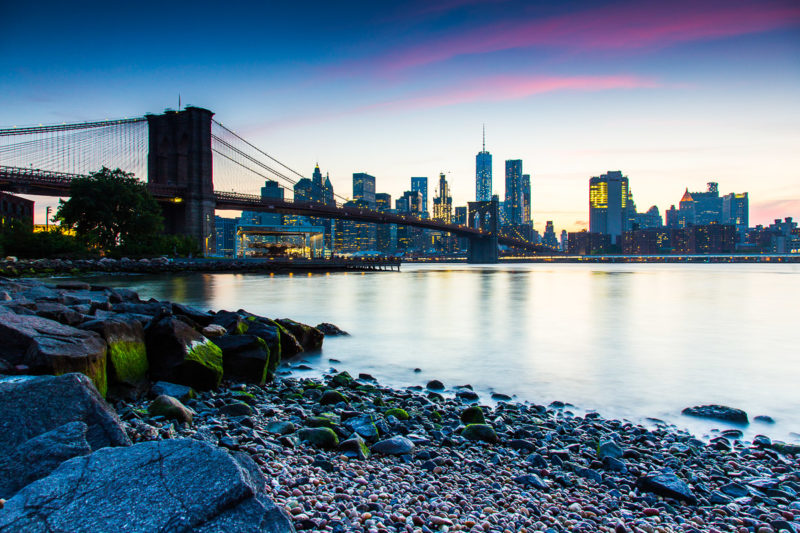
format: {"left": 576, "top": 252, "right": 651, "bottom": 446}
{"left": 643, "top": 508, "right": 659, "bottom": 517}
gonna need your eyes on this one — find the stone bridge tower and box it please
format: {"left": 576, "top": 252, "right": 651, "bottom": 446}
{"left": 147, "top": 107, "right": 215, "bottom": 255}
{"left": 467, "top": 197, "right": 499, "bottom": 263}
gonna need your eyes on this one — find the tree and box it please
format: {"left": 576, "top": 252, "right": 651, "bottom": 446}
{"left": 56, "top": 167, "right": 164, "bottom": 253}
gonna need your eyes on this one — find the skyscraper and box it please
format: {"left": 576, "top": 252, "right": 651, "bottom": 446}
{"left": 353, "top": 173, "right": 376, "bottom": 208}
{"left": 543, "top": 221, "right": 558, "bottom": 248}
{"left": 589, "top": 170, "right": 632, "bottom": 244}
{"left": 475, "top": 126, "right": 492, "bottom": 202}
{"left": 432, "top": 172, "right": 453, "bottom": 224}
{"left": 504, "top": 159, "right": 523, "bottom": 226}
{"left": 722, "top": 192, "right": 749, "bottom": 240}
{"left": 411, "top": 177, "right": 428, "bottom": 217}
{"left": 521, "top": 173, "right": 532, "bottom": 225}
{"left": 311, "top": 164, "right": 324, "bottom": 202}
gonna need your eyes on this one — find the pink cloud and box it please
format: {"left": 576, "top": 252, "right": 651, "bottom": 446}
{"left": 358, "top": 74, "right": 659, "bottom": 112}
{"left": 752, "top": 198, "right": 800, "bottom": 224}
{"left": 374, "top": 0, "right": 800, "bottom": 72}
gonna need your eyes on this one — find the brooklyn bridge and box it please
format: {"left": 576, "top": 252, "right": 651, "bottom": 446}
{"left": 0, "top": 107, "right": 547, "bottom": 263}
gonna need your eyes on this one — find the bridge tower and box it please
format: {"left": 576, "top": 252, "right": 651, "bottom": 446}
{"left": 467, "top": 198, "right": 499, "bottom": 263}
{"left": 146, "top": 107, "right": 215, "bottom": 255}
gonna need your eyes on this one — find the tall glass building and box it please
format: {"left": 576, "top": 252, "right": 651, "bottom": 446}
{"left": 589, "top": 170, "right": 631, "bottom": 244}
{"left": 411, "top": 177, "right": 428, "bottom": 217}
{"left": 504, "top": 159, "right": 523, "bottom": 226}
{"left": 352, "top": 173, "right": 376, "bottom": 208}
{"left": 475, "top": 127, "right": 492, "bottom": 202}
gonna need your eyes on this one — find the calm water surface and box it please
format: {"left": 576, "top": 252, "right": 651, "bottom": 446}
{"left": 79, "top": 263, "right": 800, "bottom": 442}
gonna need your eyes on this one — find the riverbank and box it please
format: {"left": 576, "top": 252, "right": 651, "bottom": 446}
{"left": 0, "top": 256, "right": 401, "bottom": 277}
{"left": 0, "top": 277, "right": 798, "bottom": 532}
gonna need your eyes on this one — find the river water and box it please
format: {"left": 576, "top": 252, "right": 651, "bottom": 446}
{"left": 77, "top": 263, "right": 800, "bottom": 442}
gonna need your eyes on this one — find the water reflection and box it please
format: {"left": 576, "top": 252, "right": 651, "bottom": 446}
{"left": 76, "top": 263, "right": 800, "bottom": 442}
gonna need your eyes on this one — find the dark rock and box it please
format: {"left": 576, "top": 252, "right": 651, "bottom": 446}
{"left": 339, "top": 434, "right": 370, "bottom": 459}
{"left": 112, "top": 301, "right": 170, "bottom": 316}
{"left": 371, "top": 436, "right": 414, "bottom": 455}
{"left": 55, "top": 281, "right": 91, "bottom": 291}
{"left": 456, "top": 390, "right": 479, "bottom": 401}
{"left": 509, "top": 439, "right": 536, "bottom": 452}
{"left": 0, "top": 310, "right": 108, "bottom": 396}
{"left": 315, "top": 322, "right": 349, "bottom": 336}
{"left": 598, "top": 440, "right": 624, "bottom": 460}
{"left": 343, "top": 414, "right": 379, "bottom": 440}
{"left": 491, "top": 392, "right": 512, "bottom": 401}
{"left": 33, "top": 302, "right": 83, "bottom": 327}
{"left": 109, "top": 288, "right": 140, "bottom": 303}
{"left": 320, "top": 389, "right": 349, "bottom": 406}
{"left": 460, "top": 405, "right": 486, "bottom": 425}
{"left": 513, "top": 474, "right": 548, "bottom": 490}
{"left": 754, "top": 415, "right": 775, "bottom": 424}
{"left": 358, "top": 373, "right": 376, "bottom": 381}
{"left": 219, "top": 401, "right": 254, "bottom": 418}
{"left": 0, "top": 421, "right": 92, "bottom": 499}
{"left": 151, "top": 381, "right": 195, "bottom": 403}
{"left": 462, "top": 424, "right": 498, "bottom": 444}
{"left": 426, "top": 379, "right": 445, "bottom": 391}
{"left": 81, "top": 318, "right": 148, "bottom": 399}
{"left": 0, "top": 373, "right": 130, "bottom": 451}
{"left": 145, "top": 316, "right": 223, "bottom": 390}
{"left": 299, "top": 427, "right": 339, "bottom": 449}
{"left": 275, "top": 318, "right": 324, "bottom": 352}
{"left": 681, "top": 404, "right": 749, "bottom": 424}
{"left": 265, "top": 420, "right": 296, "bottom": 435}
{"left": 215, "top": 334, "right": 270, "bottom": 385}
{"left": 210, "top": 310, "right": 249, "bottom": 334}
{"left": 719, "top": 482, "right": 749, "bottom": 498}
{"left": 637, "top": 470, "right": 697, "bottom": 504}
{"left": 244, "top": 321, "right": 284, "bottom": 371}
{"left": 148, "top": 395, "right": 194, "bottom": 423}
{"left": 0, "top": 439, "right": 295, "bottom": 532}
{"left": 172, "top": 302, "right": 215, "bottom": 327}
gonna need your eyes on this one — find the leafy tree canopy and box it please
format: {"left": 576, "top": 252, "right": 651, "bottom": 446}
{"left": 56, "top": 167, "right": 164, "bottom": 252}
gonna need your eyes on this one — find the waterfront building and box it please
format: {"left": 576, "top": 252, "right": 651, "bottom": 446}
{"left": 214, "top": 216, "right": 239, "bottom": 257}
{"left": 411, "top": 177, "right": 429, "bottom": 218}
{"left": 396, "top": 190, "right": 424, "bottom": 251}
{"left": 504, "top": 159, "right": 524, "bottom": 226}
{"left": 542, "top": 221, "right": 558, "bottom": 249}
{"left": 691, "top": 182, "right": 723, "bottom": 225}
{"left": 568, "top": 231, "right": 611, "bottom": 255}
{"left": 340, "top": 199, "right": 376, "bottom": 252}
{"left": 0, "top": 191, "right": 34, "bottom": 228}
{"left": 634, "top": 205, "right": 663, "bottom": 229}
{"left": 475, "top": 126, "right": 492, "bottom": 202}
{"left": 432, "top": 173, "right": 453, "bottom": 224}
{"left": 375, "top": 193, "right": 396, "bottom": 253}
{"left": 353, "top": 173, "right": 376, "bottom": 208}
{"left": 559, "top": 230, "right": 568, "bottom": 252}
{"left": 722, "top": 192, "right": 749, "bottom": 240}
{"left": 589, "top": 170, "right": 632, "bottom": 244}
{"left": 747, "top": 217, "right": 800, "bottom": 254}
{"left": 622, "top": 225, "right": 736, "bottom": 254}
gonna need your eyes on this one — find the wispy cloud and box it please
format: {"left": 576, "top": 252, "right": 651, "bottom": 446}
{"left": 358, "top": 74, "right": 660, "bottom": 112}
{"left": 370, "top": 0, "right": 800, "bottom": 73}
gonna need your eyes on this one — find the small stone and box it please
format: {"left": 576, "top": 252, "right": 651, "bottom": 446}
{"left": 371, "top": 436, "right": 414, "bottom": 455}
{"left": 201, "top": 324, "right": 227, "bottom": 338}
{"left": 462, "top": 424, "right": 498, "bottom": 443}
{"left": 218, "top": 401, "right": 253, "bottom": 417}
{"left": 460, "top": 406, "right": 486, "bottom": 425}
{"left": 147, "top": 395, "right": 194, "bottom": 424}
{"left": 426, "top": 380, "right": 444, "bottom": 391}
{"left": 320, "top": 390, "right": 349, "bottom": 406}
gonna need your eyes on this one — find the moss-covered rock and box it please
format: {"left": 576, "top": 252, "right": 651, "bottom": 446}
{"left": 460, "top": 406, "right": 486, "bottom": 425}
{"left": 339, "top": 434, "right": 370, "bottom": 459}
{"left": 305, "top": 414, "right": 339, "bottom": 429}
{"left": 275, "top": 318, "right": 324, "bottom": 352}
{"left": 145, "top": 317, "right": 223, "bottom": 391}
{"left": 81, "top": 318, "right": 148, "bottom": 399}
{"left": 385, "top": 408, "right": 410, "bottom": 421}
{"left": 215, "top": 334, "right": 269, "bottom": 385}
{"left": 320, "top": 389, "right": 349, "bottom": 406}
{"left": 330, "top": 371, "right": 354, "bottom": 388}
{"left": 462, "top": 423, "right": 498, "bottom": 444}
{"left": 299, "top": 427, "right": 339, "bottom": 449}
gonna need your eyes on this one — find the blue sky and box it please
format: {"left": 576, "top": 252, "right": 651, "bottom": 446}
{"left": 1, "top": 0, "right": 799, "bottom": 231}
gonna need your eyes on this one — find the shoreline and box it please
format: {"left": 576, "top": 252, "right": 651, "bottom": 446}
{"left": 1, "top": 278, "right": 799, "bottom": 531}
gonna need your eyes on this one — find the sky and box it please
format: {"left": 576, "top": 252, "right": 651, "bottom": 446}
{"left": 1, "top": 0, "right": 799, "bottom": 232}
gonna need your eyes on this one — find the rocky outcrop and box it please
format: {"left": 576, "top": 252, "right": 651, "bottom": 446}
{"left": 0, "top": 310, "right": 108, "bottom": 396}
{"left": 0, "top": 439, "right": 295, "bottom": 532}
{"left": 0, "top": 373, "right": 130, "bottom": 451}
{"left": 215, "top": 334, "right": 270, "bottom": 385}
{"left": 275, "top": 318, "right": 324, "bottom": 352}
{"left": 0, "top": 421, "right": 92, "bottom": 499}
{"left": 145, "top": 316, "right": 223, "bottom": 390}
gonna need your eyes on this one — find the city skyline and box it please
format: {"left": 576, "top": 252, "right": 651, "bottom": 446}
{"left": 2, "top": 0, "right": 799, "bottom": 232}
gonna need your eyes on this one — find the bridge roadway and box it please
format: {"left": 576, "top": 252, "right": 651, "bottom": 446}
{"left": 0, "top": 165, "right": 543, "bottom": 252}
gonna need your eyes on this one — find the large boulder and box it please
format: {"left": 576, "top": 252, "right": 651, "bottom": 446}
{"left": 681, "top": 404, "right": 749, "bottom": 424}
{"left": 145, "top": 316, "right": 223, "bottom": 390}
{"left": 275, "top": 318, "right": 324, "bottom": 352}
{"left": 172, "top": 302, "right": 215, "bottom": 327}
{"left": 0, "top": 373, "right": 130, "bottom": 451}
{"left": 33, "top": 301, "right": 84, "bottom": 327}
{"left": 0, "top": 421, "right": 92, "bottom": 499}
{"left": 245, "top": 320, "right": 290, "bottom": 371}
{"left": 0, "top": 439, "right": 295, "bottom": 532}
{"left": 215, "top": 334, "right": 270, "bottom": 385}
{"left": 81, "top": 318, "right": 148, "bottom": 399}
{"left": 0, "top": 310, "right": 108, "bottom": 396}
